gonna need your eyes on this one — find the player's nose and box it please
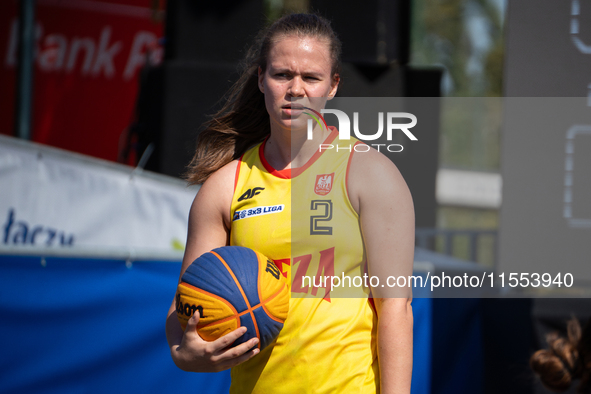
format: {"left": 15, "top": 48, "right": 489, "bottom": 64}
{"left": 288, "top": 77, "right": 305, "bottom": 97}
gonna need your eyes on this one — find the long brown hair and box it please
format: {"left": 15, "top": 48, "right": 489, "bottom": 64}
{"left": 530, "top": 318, "right": 591, "bottom": 393}
{"left": 185, "top": 13, "right": 342, "bottom": 185}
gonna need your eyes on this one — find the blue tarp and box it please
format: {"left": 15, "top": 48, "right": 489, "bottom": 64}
{"left": 0, "top": 254, "right": 230, "bottom": 394}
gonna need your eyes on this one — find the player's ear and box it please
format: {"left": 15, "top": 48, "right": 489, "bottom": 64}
{"left": 258, "top": 66, "right": 265, "bottom": 94}
{"left": 328, "top": 74, "right": 339, "bottom": 100}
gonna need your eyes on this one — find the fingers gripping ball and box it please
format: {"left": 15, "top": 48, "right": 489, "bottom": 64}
{"left": 176, "top": 246, "right": 289, "bottom": 351}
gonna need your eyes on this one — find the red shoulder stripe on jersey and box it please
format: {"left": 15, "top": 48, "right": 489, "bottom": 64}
{"left": 346, "top": 140, "right": 365, "bottom": 206}
{"left": 234, "top": 153, "right": 245, "bottom": 193}
{"left": 363, "top": 259, "right": 378, "bottom": 315}
{"left": 259, "top": 126, "right": 339, "bottom": 179}
{"left": 368, "top": 297, "right": 377, "bottom": 316}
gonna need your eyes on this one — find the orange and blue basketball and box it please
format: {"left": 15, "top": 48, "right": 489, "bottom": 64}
{"left": 175, "top": 246, "right": 289, "bottom": 351}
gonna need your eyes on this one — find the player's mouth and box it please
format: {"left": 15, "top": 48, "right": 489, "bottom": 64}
{"left": 282, "top": 104, "right": 304, "bottom": 116}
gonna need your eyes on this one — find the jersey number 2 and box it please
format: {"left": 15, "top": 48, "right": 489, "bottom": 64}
{"left": 310, "top": 200, "right": 333, "bottom": 235}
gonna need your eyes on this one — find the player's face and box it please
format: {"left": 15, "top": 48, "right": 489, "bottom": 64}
{"left": 258, "top": 35, "right": 339, "bottom": 133}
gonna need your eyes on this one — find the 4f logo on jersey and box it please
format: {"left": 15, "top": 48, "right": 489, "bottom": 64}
{"left": 314, "top": 173, "right": 334, "bottom": 196}
{"left": 238, "top": 187, "right": 265, "bottom": 201}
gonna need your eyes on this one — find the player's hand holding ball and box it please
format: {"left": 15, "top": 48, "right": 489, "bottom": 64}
{"left": 172, "top": 246, "right": 290, "bottom": 372}
{"left": 172, "top": 310, "right": 260, "bottom": 372}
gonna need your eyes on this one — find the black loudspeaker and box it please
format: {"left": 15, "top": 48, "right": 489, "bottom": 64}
{"left": 159, "top": 61, "right": 238, "bottom": 178}
{"left": 142, "top": 0, "right": 264, "bottom": 178}
{"left": 337, "top": 63, "right": 405, "bottom": 97}
{"left": 125, "top": 65, "right": 164, "bottom": 172}
{"left": 165, "top": 0, "right": 264, "bottom": 62}
{"left": 310, "top": 0, "right": 411, "bottom": 65}
{"left": 403, "top": 68, "right": 441, "bottom": 228}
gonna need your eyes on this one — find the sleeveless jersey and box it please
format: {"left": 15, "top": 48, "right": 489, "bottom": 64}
{"left": 229, "top": 128, "right": 379, "bottom": 394}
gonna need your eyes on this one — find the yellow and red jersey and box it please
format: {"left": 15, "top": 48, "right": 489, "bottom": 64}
{"left": 230, "top": 127, "right": 378, "bottom": 394}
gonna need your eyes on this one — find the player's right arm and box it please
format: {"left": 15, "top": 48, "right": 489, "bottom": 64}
{"left": 165, "top": 160, "right": 260, "bottom": 372}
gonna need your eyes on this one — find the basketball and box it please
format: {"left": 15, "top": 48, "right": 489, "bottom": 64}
{"left": 175, "top": 246, "right": 289, "bottom": 351}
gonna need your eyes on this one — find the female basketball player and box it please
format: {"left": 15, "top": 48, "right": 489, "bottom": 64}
{"left": 166, "top": 13, "right": 414, "bottom": 394}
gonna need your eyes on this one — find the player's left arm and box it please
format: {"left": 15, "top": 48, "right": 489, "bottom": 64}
{"left": 348, "top": 146, "right": 414, "bottom": 394}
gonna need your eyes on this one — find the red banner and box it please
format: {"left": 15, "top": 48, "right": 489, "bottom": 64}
{"left": 0, "top": 0, "right": 164, "bottom": 162}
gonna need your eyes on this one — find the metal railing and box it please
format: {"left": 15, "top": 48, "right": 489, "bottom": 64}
{"left": 415, "top": 228, "right": 498, "bottom": 265}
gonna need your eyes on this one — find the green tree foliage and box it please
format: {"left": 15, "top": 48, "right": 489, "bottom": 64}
{"left": 412, "top": 0, "right": 504, "bottom": 97}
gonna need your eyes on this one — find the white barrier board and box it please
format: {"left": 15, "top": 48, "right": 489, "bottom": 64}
{"left": 0, "top": 135, "right": 198, "bottom": 252}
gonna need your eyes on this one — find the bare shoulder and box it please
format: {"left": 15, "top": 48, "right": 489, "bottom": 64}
{"left": 180, "top": 160, "right": 241, "bottom": 276}
{"left": 194, "top": 160, "right": 239, "bottom": 199}
{"left": 188, "top": 160, "right": 239, "bottom": 235}
{"left": 348, "top": 146, "right": 415, "bottom": 298}
{"left": 347, "top": 146, "right": 412, "bottom": 214}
